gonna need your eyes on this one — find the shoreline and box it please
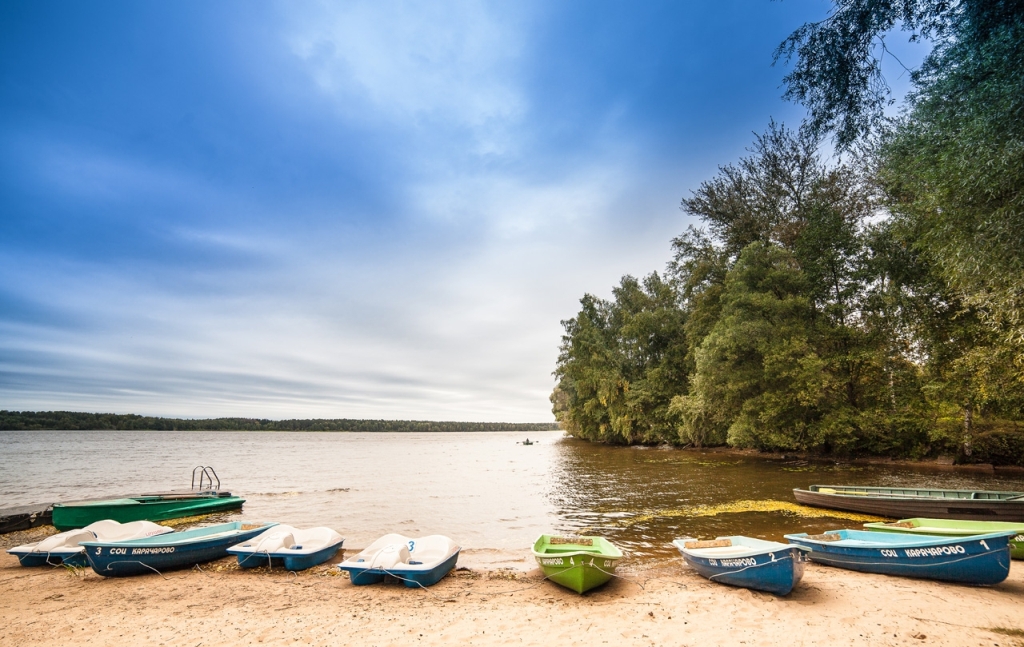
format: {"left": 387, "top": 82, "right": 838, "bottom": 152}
{"left": 665, "top": 444, "right": 1024, "bottom": 474}
{"left": 1, "top": 549, "right": 1020, "bottom": 646}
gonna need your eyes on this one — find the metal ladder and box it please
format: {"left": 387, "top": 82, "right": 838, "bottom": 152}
{"left": 191, "top": 466, "right": 221, "bottom": 493}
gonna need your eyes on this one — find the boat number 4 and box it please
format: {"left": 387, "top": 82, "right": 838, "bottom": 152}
{"left": 879, "top": 549, "right": 899, "bottom": 558}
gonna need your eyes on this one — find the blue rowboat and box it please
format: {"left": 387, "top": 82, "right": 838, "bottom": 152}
{"left": 785, "top": 529, "right": 1014, "bottom": 585}
{"left": 338, "top": 534, "right": 460, "bottom": 587}
{"left": 82, "top": 521, "right": 277, "bottom": 577}
{"left": 672, "top": 536, "right": 808, "bottom": 596}
{"left": 227, "top": 524, "right": 344, "bottom": 571}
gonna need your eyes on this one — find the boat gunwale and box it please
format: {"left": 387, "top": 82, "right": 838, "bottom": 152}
{"left": 80, "top": 521, "right": 277, "bottom": 548}
{"left": 785, "top": 528, "right": 1016, "bottom": 548}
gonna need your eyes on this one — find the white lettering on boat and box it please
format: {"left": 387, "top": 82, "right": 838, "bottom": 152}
{"left": 1014, "top": 535, "right": 1024, "bottom": 542}
{"left": 131, "top": 547, "right": 176, "bottom": 555}
{"left": 109, "top": 548, "right": 127, "bottom": 555}
{"left": 716, "top": 558, "right": 757, "bottom": 567}
{"left": 540, "top": 558, "right": 564, "bottom": 566}
{"left": 879, "top": 549, "right": 898, "bottom": 558}
{"left": 903, "top": 545, "right": 966, "bottom": 558}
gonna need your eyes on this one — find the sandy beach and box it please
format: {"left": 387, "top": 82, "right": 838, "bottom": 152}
{"left": 2, "top": 530, "right": 1021, "bottom": 647}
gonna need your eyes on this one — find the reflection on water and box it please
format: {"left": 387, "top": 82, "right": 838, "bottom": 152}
{"left": 1, "top": 430, "right": 1022, "bottom": 562}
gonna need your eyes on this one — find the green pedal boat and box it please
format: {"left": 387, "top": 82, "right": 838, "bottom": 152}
{"left": 863, "top": 518, "right": 1024, "bottom": 559}
{"left": 532, "top": 534, "right": 623, "bottom": 594}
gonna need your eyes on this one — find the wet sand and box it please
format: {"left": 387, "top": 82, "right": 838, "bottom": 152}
{"left": 1, "top": 546, "right": 1020, "bottom": 647}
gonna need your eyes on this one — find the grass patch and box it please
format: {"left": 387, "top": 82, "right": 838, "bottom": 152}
{"left": 618, "top": 499, "right": 886, "bottom": 527}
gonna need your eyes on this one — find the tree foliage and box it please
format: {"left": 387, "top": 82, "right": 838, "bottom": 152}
{"left": 552, "top": 119, "right": 1022, "bottom": 462}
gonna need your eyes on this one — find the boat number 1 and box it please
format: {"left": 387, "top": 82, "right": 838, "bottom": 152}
{"left": 880, "top": 549, "right": 898, "bottom": 558}
{"left": 980, "top": 540, "right": 989, "bottom": 550}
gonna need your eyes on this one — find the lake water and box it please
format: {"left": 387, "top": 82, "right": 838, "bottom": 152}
{"left": 3, "top": 430, "right": 1023, "bottom": 563}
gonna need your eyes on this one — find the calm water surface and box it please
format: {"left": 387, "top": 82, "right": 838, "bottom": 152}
{"left": 2, "top": 430, "right": 1023, "bottom": 561}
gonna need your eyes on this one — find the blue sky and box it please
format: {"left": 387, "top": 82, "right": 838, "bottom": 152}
{"left": 0, "top": 1, "right": 929, "bottom": 421}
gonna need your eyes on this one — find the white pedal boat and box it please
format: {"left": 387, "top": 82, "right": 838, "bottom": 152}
{"left": 8, "top": 519, "right": 173, "bottom": 567}
{"left": 226, "top": 524, "right": 344, "bottom": 570}
{"left": 337, "top": 533, "right": 460, "bottom": 587}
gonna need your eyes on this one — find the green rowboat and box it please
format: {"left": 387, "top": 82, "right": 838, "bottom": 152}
{"left": 863, "top": 518, "right": 1024, "bottom": 559}
{"left": 532, "top": 534, "right": 623, "bottom": 594}
{"left": 52, "top": 495, "right": 245, "bottom": 531}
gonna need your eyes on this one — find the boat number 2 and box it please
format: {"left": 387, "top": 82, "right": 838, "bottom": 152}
{"left": 880, "top": 549, "right": 898, "bottom": 558}
{"left": 407, "top": 541, "right": 415, "bottom": 552}
{"left": 769, "top": 552, "right": 775, "bottom": 562}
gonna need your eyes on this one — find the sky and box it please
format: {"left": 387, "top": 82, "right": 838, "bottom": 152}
{"left": 0, "top": 1, "right": 931, "bottom": 422}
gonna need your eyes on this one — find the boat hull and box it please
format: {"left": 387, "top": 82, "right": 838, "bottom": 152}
{"left": 82, "top": 522, "right": 274, "bottom": 577}
{"left": 532, "top": 535, "right": 623, "bottom": 594}
{"left": 793, "top": 485, "right": 1024, "bottom": 522}
{"left": 52, "top": 496, "right": 245, "bottom": 531}
{"left": 673, "top": 539, "right": 807, "bottom": 596}
{"left": 863, "top": 519, "right": 1024, "bottom": 560}
{"left": 341, "top": 550, "right": 460, "bottom": 587}
{"left": 537, "top": 554, "right": 620, "bottom": 594}
{"left": 786, "top": 529, "right": 1013, "bottom": 585}
{"left": 8, "top": 548, "right": 88, "bottom": 568}
{"left": 232, "top": 541, "right": 343, "bottom": 571}
{"left": 0, "top": 505, "right": 53, "bottom": 534}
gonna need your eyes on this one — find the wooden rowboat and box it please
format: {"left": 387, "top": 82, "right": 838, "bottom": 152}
{"left": 532, "top": 535, "right": 623, "bottom": 594}
{"left": 793, "top": 485, "right": 1024, "bottom": 521}
{"left": 863, "top": 518, "right": 1024, "bottom": 559}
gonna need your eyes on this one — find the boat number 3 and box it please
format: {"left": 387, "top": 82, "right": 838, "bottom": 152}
{"left": 408, "top": 541, "right": 415, "bottom": 552}
{"left": 95, "top": 547, "right": 102, "bottom": 555}
{"left": 880, "top": 549, "right": 898, "bottom": 558}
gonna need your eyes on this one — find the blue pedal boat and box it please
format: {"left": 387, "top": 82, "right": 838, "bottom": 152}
{"left": 785, "top": 529, "right": 1014, "bottom": 585}
{"left": 672, "top": 536, "right": 809, "bottom": 596}
{"left": 337, "top": 533, "right": 460, "bottom": 587}
{"left": 82, "top": 521, "right": 277, "bottom": 577}
{"left": 8, "top": 520, "right": 173, "bottom": 568}
{"left": 227, "top": 524, "right": 344, "bottom": 571}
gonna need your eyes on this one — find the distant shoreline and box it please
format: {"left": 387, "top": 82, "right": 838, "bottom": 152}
{"left": 0, "top": 410, "right": 561, "bottom": 433}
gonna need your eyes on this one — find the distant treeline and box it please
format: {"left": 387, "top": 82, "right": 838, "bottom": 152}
{"left": 0, "top": 411, "right": 561, "bottom": 433}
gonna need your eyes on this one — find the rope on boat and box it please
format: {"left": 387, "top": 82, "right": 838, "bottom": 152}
{"left": 98, "top": 560, "right": 177, "bottom": 580}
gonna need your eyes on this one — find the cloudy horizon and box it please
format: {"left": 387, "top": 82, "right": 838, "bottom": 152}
{"left": 0, "top": 1, "right": 929, "bottom": 421}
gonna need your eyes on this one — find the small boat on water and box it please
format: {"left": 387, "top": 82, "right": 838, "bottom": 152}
{"left": 863, "top": 518, "right": 1024, "bottom": 559}
{"left": 52, "top": 466, "right": 244, "bottom": 530}
{"left": 672, "top": 536, "right": 808, "bottom": 596}
{"left": 532, "top": 534, "right": 623, "bottom": 594}
{"left": 785, "top": 529, "right": 1014, "bottom": 585}
{"left": 793, "top": 485, "right": 1024, "bottom": 522}
{"left": 337, "top": 534, "right": 460, "bottom": 587}
{"left": 82, "top": 521, "right": 276, "bottom": 577}
{"left": 227, "top": 524, "right": 344, "bottom": 571}
{"left": 8, "top": 520, "right": 173, "bottom": 567}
